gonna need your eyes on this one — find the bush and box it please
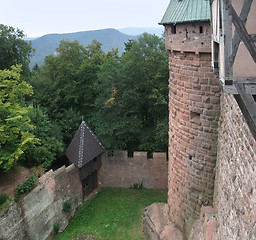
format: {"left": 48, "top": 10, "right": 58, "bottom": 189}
{"left": 130, "top": 182, "right": 144, "bottom": 190}
{"left": 53, "top": 223, "right": 60, "bottom": 234}
{"left": 15, "top": 176, "right": 37, "bottom": 201}
{"left": 62, "top": 200, "right": 72, "bottom": 215}
{"left": 0, "top": 194, "right": 12, "bottom": 212}
{"left": 0, "top": 194, "right": 8, "bottom": 204}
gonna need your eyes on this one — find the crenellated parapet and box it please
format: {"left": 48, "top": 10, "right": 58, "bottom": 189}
{"left": 99, "top": 151, "right": 168, "bottom": 190}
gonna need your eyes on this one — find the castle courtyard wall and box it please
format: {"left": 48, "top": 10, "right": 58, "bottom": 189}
{"left": 0, "top": 164, "right": 83, "bottom": 240}
{"left": 214, "top": 93, "right": 256, "bottom": 240}
{"left": 99, "top": 151, "right": 168, "bottom": 189}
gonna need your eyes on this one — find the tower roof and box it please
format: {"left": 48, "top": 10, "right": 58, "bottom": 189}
{"left": 159, "top": 0, "right": 210, "bottom": 25}
{"left": 66, "top": 121, "right": 104, "bottom": 168}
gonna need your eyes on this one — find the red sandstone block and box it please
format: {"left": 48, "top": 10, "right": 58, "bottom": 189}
{"left": 195, "top": 72, "right": 206, "bottom": 78}
{"left": 188, "top": 89, "right": 205, "bottom": 95}
{"left": 211, "top": 86, "right": 221, "bottom": 93}
{"left": 177, "top": 80, "right": 185, "bottom": 87}
{"left": 199, "top": 67, "right": 210, "bottom": 73}
{"left": 201, "top": 61, "right": 211, "bottom": 67}
{"left": 205, "top": 72, "right": 217, "bottom": 79}
{"left": 199, "top": 78, "right": 209, "bottom": 85}
{"left": 201, "top": 85, "right": 211, "bottom": 92}
{"left": 184, "top": 82, "right": 193, "bottom": 89}
{"left": 192, "top": 84, "right": 201, "bottom": 91}
{"left": 176, "top": 89, "right": 183, "bottom": 97}
{"left": 189, "top": 94, "right": 202, "bottom": 102}
{"left": 202, "top": 96, "right": 211, "bottom": 103}
{"left": 204, "top": 110, "right": 220, "bottom": 117}
{"left": 179, "top": 113, "right": 189, "bottom": 121}
{"left": 179, "top": 69, "right": 186, "bottom": 75}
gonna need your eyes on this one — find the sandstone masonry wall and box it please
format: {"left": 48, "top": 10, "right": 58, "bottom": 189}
{"left": 165, "top": 22, "right": 211, "bottom": 53}
{"left": 214, "top": 93, "right": 256, "bottom": 240}
{"left": 0, "top": 164, "right": 83, "bottom": 240}
{"left": 168, "top": 48, "right": 221, "bottom": 236}
{"left": 99, "top": 151, "right": 168, "bottom": 189}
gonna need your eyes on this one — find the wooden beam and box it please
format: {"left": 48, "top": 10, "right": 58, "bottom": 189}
{"left": 229, "top": 0, "right": 253, "bottom": 68}
{"left": 212, "top": 34, "right": 220, "bottom": 43}
{"left": 223, "top": 77, "right": 256, "bottom": 94}
{"left": 228, "top": 2, "right": 256, "bottom": 63}
{"left": 224, "top": 84, "right": 256, "bottom": 95}
{"left": 234, "top": 83, "right": 256, "bottom": 140}
{"left": 221, "top": 0, "right": 233, "bottom": 77}
{"left": 251, "top": 34, "right": 256, "bottom": 42}
{"left": 225, "top": 77, "right": 256, "bottom": 84}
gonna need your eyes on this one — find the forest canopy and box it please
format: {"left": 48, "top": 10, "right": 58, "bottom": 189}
{"left": 0, "top": 24, "right": 169, "bottom": 172}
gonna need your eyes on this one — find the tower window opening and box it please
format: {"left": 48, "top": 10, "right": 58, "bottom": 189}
{"left": 171, "top": 24, "right": 177, "bottom": 34}
{"left": 199, "top": 26, "right": 203, "bottom": 34}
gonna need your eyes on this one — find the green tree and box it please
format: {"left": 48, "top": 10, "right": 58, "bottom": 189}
{"left": 0, "top": 65, "right": 37, "bottom": 171}
{"left": 120, "top": 33, "right": 169, "bottom": 152}
{"left": 0, "top": 24, "right": 34, "bottom": 75}
{"left": 19, "top": 106, "right": 64, "bottom": 170}
{"left": 91, "top": 50, "right": 142, "bottom": 151}
{"left": 92, "top": 34, "right": 169, "bottom": 153}
{"left": 29, "top": 40, "right": 105, "bottom": 147}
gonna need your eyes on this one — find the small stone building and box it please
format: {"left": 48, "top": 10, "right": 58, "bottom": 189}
{"left": 66, "top": 121, "right": 104, "bottom": 198}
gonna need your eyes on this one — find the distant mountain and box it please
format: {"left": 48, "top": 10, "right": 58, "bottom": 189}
{"left": 119, "top": 27, "right": 164, "bottom": 37}
{"left": 28, "top": 28, "right": 138, "bottom": 68}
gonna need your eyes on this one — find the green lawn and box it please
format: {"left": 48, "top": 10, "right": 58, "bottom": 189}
{"left": 55, "top": 187, "right": 167, "bottom": 240}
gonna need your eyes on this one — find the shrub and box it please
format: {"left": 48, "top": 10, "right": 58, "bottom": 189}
{"left": 0, "top": 194, "right": 8, "bottom": 204}
{"left": 15, "top": 176, "right": 37, "bottom": 201}
{"left": 30, "top": 165, "right": 45, "bottom": 178}
{"left": 62, "top": 200, "right": 72, "bottom": 215}
{"left": 53, "top": 223, "right": 60, "bottom": 234}
{"left": 130, "top": 182, "right": 144, "bottom": 190}
{"left": 0, "top": 194, "right": 12, "bottom": 212}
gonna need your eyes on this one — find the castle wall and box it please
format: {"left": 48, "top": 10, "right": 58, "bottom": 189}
{"left": 1, "top": 151, "right": 167, "bottom": 239}
{"left": 166, "top": 21, "right": 221, "bottom": 235}
{"left": 0, "top": 164, "right": 83, "bottom": 240}
{"left": 214, "top": 93, "right": 256, "bottom": 240}
{"left": 99, "top": 151, "right": 168, "bottom": 189}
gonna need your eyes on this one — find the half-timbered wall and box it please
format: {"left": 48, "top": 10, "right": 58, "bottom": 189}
{"left": 232, "top": 0, "right": 256, "bottom": 78}
{"left": 211, "top": 0, "right": 256, "bottom": 239}
{"left": 211, "top": 0, "right": 256, "bottom": 93}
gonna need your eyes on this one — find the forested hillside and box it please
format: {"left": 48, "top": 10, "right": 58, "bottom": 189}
{"left": 0, "top": 24, "right": 169, "bottom": 173}
{"left": 29, "top": 29, "right": 138, "bottom": 67}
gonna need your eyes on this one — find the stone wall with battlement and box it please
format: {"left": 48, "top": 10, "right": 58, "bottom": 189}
{"left": 0, "top": 164, "right": 83, "bottom": 240}
{"left": 164, "top": 21, "right": 211, "bottom": 54}
{"left": 99, "top": 151, "right": 168, "bottom": 189}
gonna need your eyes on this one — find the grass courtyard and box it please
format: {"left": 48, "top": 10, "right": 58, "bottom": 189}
{"left": 55, "top": 187, "right": 167, "bottom": 240}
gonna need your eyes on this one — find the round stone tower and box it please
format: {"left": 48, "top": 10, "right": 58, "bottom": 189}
{"left": 160, "top": 0, "right": 220, "bottom": 237}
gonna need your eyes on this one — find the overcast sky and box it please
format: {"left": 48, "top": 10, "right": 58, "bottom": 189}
{"left": 0, "top": 0, "right": 170, "bottom": 38}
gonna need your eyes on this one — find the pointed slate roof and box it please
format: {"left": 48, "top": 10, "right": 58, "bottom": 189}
{"left": 159, "top": 0, "right": 210, "bottom": 25}
{"left": 66, "top": 121, "right": 104, "bottom": 168}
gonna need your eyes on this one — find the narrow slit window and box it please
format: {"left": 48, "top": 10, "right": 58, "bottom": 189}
{"left": 172, "top": 24, "right": 176, "bottom": 34}
{"left": 199, "top": 26, "right": 203, "bottom": 34}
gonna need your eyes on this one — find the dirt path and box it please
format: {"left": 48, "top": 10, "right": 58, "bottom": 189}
{"left": 0, "top": 166, "right": 31, "bottom": 196}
